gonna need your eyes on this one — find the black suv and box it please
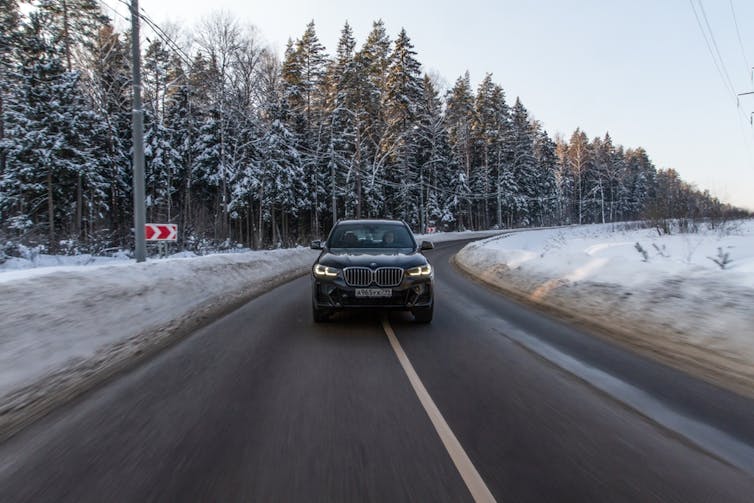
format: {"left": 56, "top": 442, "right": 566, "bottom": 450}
{"left": 311, "top": 219, "right": 434, "bottom": 323}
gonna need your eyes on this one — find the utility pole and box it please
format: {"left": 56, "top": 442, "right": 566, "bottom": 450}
{"left": 130, "top": 0, "right": 146, "bottom": 262}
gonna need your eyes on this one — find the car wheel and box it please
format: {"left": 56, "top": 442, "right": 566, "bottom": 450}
{"left": 312, "top": 304, "right": 330, "bottom": 323}
{"left": 412, "top": 304, "right": 433, "bottom": 323}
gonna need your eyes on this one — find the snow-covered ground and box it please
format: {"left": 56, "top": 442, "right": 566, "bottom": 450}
{"left": 0, "top": 246, "right": 318, "bottom": 436}
{"left": 0, "top": 230, "right": 503, "bottom": 436}
{"left": 456, "top": 220, "right": 754, "bottom": 396}
{"left": 414, "top": 229, "right": 505, "bottom": 243}
{"left": 4, "top": 222, "right": 751, "bottom": 429}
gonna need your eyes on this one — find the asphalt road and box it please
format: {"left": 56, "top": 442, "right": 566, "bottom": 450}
{"left": 1, "top": 239, "right": 753, "bottom": 502}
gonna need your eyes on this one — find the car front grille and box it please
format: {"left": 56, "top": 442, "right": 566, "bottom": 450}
{"left": 343, "top": 267, "right": 404, "bottom": 287}
{"left": 375, "top": 267, "right": 403, "bottom": 287}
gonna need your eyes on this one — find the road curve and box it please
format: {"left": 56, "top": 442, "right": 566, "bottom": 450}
{"left": 0, "top": 238, "right": 752, "bottom": 502}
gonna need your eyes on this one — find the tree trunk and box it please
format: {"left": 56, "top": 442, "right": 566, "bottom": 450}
{"left": 257, "top": 185, "right": 264, "bottom": 246}
{"left": 354, "top": 125, "right": 362, "bottom": 218}
{"left": 271, "top": 205, "right": 278, "bottom": 246}
{"left": 47, "top": 170, "right": 55, "bottom": 252}
{"left": 248, "top": 193, "right": 256, "bottom": 249}
{"left": 76, "top": 173, "right": 83, "bottom": 240}
{"left": 0, "top": 94, "right": 6, "bottom": 179}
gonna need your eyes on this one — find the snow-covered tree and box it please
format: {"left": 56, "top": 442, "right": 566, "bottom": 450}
{"left": 445, "top": 72, "right": 474, "bottom": 229}
{"left": 381, "top": 28, "right": 423, "bottom": 223}
{"left": 3, "top": 11, "right": 107, "bottom": 250}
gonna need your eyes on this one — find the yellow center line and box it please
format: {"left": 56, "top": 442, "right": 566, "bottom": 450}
{"left": 381, "top": 317, "right": 497, "bottom": 503}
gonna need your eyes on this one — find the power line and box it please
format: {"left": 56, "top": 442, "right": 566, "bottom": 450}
{"left": 689, "top": 0, "right": 754, "bottom": 172}
{"left": 98, "top": 0, "right": 130, "bottom": 26}
{"left": 689, "top": 0, "right": 737, "bottom": 101}
{"left": 136, "top": 8, "right": 194, "bottom": 68}
{"left": 728, "top": 0, "right": 751, "bottom": 80}
{"left": 698, "top": 1, "right": 738, "bottom": 97}
{"left": 102, "top": 0, "right": 194, "bottom": 69}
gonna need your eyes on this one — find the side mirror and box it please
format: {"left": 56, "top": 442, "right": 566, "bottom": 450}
{"left": 310, "top": 240, "right": 323, "bottom": 250}
{"left": 420, "top": 241, "right": 434, "bottom": 251}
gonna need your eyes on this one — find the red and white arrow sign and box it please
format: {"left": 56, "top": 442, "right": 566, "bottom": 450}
{"left": 145, "top": 223, "right": 178, "bottom": 241}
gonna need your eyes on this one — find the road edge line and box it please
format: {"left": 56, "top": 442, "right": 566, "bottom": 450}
{"left": 381, "top": 317, "right": 497, "bottom": 503}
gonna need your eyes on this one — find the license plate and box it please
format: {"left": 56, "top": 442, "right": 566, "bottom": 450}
{"left": 355, "top": 288, "right": 392, "bottom": 298}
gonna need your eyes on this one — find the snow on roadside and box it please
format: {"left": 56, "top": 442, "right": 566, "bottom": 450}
{"left": 0, "top": 248, "right": 317, "bottom": 405}
{"left": 0, "top": 229, "right": 501, "bottom": 435}
{"left": 414, "top": 229, "right": 506, "bottom": 243}
{"left": 456, "top": 220, "right": 754, "bottom": 394}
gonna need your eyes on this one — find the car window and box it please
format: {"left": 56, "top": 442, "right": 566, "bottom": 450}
{"left": 328, "top": 223, "right": 415, "bottom": 249}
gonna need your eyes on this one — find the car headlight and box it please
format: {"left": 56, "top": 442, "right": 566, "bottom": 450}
{"left": 313, "top": 264, "right": 339, "bottom": 278}
{"left": 406, "top": 264, "right": 432, "bottom": 277}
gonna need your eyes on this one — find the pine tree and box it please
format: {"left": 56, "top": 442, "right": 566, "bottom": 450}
{"left": 531, "top": 125, "right": 558, "bottom": 226}
{"left": 472, "top": 74, "right": 510, "bottom": 229}
{"left": 382, "top": 28, "right": 423, "bottom": 224}
{"left": 353, "top": 20, "right": 391, "bottom": 218}
{"left": 195, "top": 13, "right": 244, "bottom": 240}
{"left": 162, "top": 52, "right": 195, "bottom": 246}
{"left": 3, "top": 11, "right": 107, "bottom": 250}
{"left": 322, "top": 22, "right": 359, "bottom": 221}
{"left": 142, "top": 39, "right": 180, "bottom": 223}
{"left": 87, "top": 23, "right": 132, "bottom": 245}
{"left": 0, "top": 0, "right": 22, "bottom": 184}
{"left": 36, "top": 0, "right": 109, "bottom": 72}
{"left": 415, "top": 74, "right": 452, "bottom": 231}
{"left": 508, "top": 98, "right": 537, "bottom": 226}
{"left": 445, "top": 72, "right": 474, "bottom": 229}
{"left": 36, "top": 0, "right": 109, "bottom": 239}
{"left": 281, "top": 21, "right": 328, "bottom": 235}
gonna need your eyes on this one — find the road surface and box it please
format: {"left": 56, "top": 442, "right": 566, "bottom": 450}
{"left": 1, "top": 239, "right": 753, "bottom": 502}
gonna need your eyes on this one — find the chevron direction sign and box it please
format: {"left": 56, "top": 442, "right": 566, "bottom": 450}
{"left": 145, "top": 223, "right": 178, "bottom": 241}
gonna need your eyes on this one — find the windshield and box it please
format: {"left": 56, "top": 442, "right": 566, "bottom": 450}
{"left": 327, "top": 223, "right": 416, "bottom": 250}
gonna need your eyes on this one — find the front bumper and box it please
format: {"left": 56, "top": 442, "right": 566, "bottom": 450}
{"left": 312, "top": 275, "right": 433, "bottom": 311}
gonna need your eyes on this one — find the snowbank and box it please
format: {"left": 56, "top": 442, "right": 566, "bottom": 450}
{"left": 0, "top": 229, "right": 504, "bottom": 438}
{"left": 456, "top": 220, "right": 754, "bottom": 396}
{"left": 414, "top": 229, "right": 506, "bottom": 243}
{"left": 0, "top": 247, "right": 317, "bottom": 438}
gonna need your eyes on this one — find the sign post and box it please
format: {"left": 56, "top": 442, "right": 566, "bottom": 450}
{"left": 146, "top": 224, "right": 177, "bottom": 258}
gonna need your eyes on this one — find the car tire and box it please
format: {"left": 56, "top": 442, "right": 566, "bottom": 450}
{"left": 412, "top": 304, "right": 433, "bottom": 323}
{"left": 312, "top": 304, "right": 330, "bottom": 323}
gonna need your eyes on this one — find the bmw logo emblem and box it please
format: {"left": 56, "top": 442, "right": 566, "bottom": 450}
{"left": 370, "top": 262, "right": 377, "bottom": 268}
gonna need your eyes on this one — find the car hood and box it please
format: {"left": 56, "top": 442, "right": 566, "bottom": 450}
{"left": 316, "top": 249, "right": 428, "bottom": 269}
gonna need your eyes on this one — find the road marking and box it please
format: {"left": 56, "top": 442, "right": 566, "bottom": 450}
{"left": 381, "top": 317, "right": 497, "bottom": 503}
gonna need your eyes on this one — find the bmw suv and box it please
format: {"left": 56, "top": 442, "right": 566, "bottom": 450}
{"left": 311, "top": 219, "right": 434, "bottom": 323}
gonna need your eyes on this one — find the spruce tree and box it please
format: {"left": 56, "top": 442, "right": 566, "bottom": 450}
{"left": 531, "top": 125, "right": 558, "bottom": 226}
{"left": 323, "top": 22, "right": 359, "bottom": 221}
{"left": 353, "top": 20, "right": 391, "bottom": 218}
{"left": 415, "top": 74, "right": 452, "bottom": 231}
{"left": 4, "top": 11, "right": 106, "bottom": 250}
{"left": 445, "top": 72, "right": 474, "bottom": 229}
{"left": 0, "top": 0, "right": 21, "bottom": 184}
{"left": 87, "top": 23, "right": 132, "bottom": 244}
{"left": 382, "top": 28, "right": 423, "bottom": 223}
{"left": 509, "top": 98, "right": 537, "bottom": 226}
{"left": 472, "top": 74, "right": 511, "bottom": 229}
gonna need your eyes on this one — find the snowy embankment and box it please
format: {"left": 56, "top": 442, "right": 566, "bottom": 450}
{"left": 0, "top": 229, "right": 500, "bottom": 437}
{"left": 0, "top": 247, "right": 317, "bottom": 438}
{"left": 456, "top": 220, "right": 754, "bottom": 396}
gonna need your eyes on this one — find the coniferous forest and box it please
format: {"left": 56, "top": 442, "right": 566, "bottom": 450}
{"left": 0, "top": 1, "right": 748, "bottom": 255}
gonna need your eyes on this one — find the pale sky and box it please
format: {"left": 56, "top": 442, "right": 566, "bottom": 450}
{"left": 111, "top": 0, "right": 754, "bottom": 210}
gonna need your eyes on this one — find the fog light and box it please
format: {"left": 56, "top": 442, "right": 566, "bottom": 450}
{"left": 413, "top": 284, "right": 425, "bottom": 295}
